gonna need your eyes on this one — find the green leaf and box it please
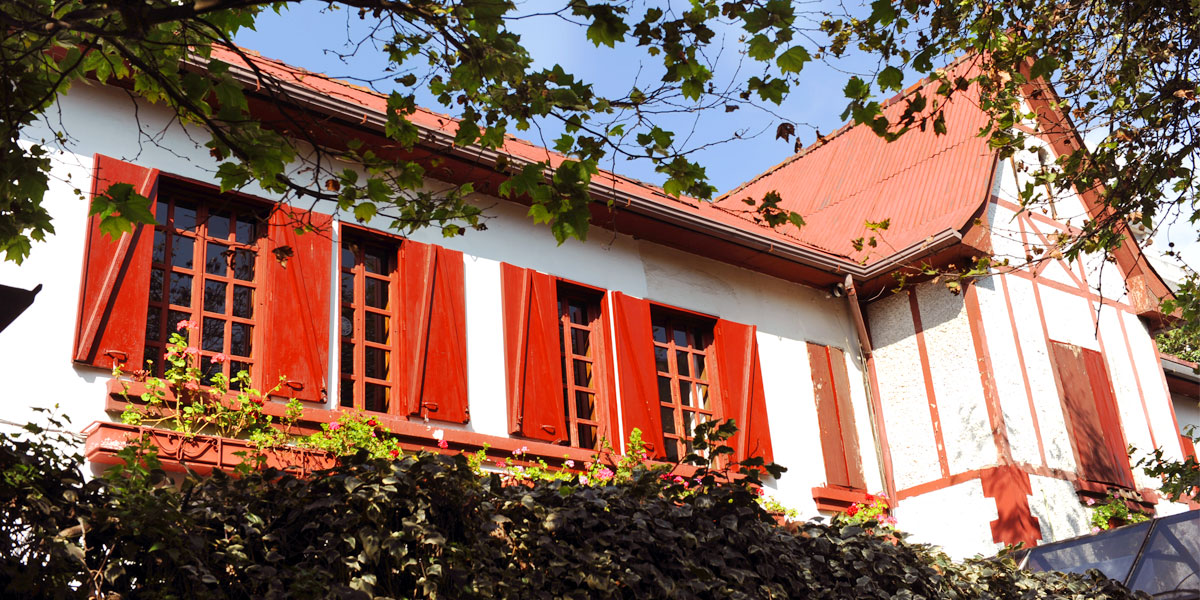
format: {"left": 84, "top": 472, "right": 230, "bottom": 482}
{"left": 775, "top": 46, "right": 811, "bottom": 74}
{"left": 878, "top": 66, "right": 904, "bottom": 91}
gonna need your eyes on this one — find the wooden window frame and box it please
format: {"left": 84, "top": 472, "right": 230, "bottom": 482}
{"left": 144, "top": 182, "right": 266, "bottom": 384}
{"left": 557, "top": 283, "right": 607, "bottom": 449}
{"left": 651, "top": 308, "right": 719, "bottom": 462}
{"left": 338, "top": 233, "right": 401, "bottom": 415}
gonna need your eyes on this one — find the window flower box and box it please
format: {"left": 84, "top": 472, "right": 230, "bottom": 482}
{"left": 83, "top": 421, "right": 335, "bottom": 476}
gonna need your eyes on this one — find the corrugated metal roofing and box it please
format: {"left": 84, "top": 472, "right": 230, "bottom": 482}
{"left": 210, "top": 47, "right": 997, "bottom": 266}
{"left": 717, "top": 59, "right": 997, "bottom": 264}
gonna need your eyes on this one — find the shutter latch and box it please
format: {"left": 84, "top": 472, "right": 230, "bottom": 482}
{"left": 284, "top": 380, "right": 304, "bottom": 391}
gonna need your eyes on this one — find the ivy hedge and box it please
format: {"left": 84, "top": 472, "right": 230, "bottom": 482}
{"left": 2, "top": 416, "right": 1147, "bottom": 599}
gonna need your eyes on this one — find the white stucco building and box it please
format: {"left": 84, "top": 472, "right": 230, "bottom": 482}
{"left": 2, "top": 49, "right": 1193, "bottom": 559}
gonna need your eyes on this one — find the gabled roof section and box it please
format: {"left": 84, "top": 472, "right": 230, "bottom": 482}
{"left": 717, "top": 59, "right": 996, "bottom": 265}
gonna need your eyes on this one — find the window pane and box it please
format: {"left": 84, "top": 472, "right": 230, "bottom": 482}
{"left": 232, "top": 249, "right": 255, "bottom": 281}
{"left": 171, "top": 236, "right": 194, "bottom": 269}
{"left": 208, "top": 210, "right": 230, "bottom": 239}
{"left": 676, "top": 350, "right": 690, "bottom": 377}
{"left": 570, "top": 328, "right": 591, "bottom": 357}
{"left": 145, "top": 308, "right": 161, "bottom": 342}
{"left": 694, "top": 353, "right": 707, "bottom": 381}
{"left": 235, "top": 217, "right": 255, "bottom": 244}
{"left": 577, "top": 424, "right": 597, "bottom": 450}
{"left": 204, "top": 280, "right": 227, "bottom": 314}
{"left": 565, "top": 302, "right": 583, "bottom": 325}
{"left": 575, "top": 391, "right": 595, "bottom": 420}
{"left": 149, "top": 268, "right": 164, "bottom": 303}
{"left": 341, "top": 246, "right": 357, "bottom": 270}
{"left": 153, "top": 230, "right": 167, "bottom": 263}
{"left": 341, "top": 342, "right": 354, "bottom": 374}
{"left": 365, "top": 312, "right": 389, "bottom": 343}
{"left": 155, "top": 203, "right": 168, "bottom": 226}
{"left": 205, "top": 242, "right": 228, "bottom": 276}
{"left": 661, "top": 407, "right": 676, "bottom": 434}
{"left": 682, "top": 411, "right": 694, "bottom": 437}
{"left": 340, "top": 378, "right": 355, "bottom": 408}
{"left": 692, "top": 327, "right": 708, "bottom": 348}
{"left": 695, "top": 384, "right": 711, "bottom": 410}
{"left": 673, "top": 327, "right": 688, "bottom": 347}
{"left": 364, "top": 383, "right": 389, "bottom": 413}
{"left": 364, "top": 347, "right": 389, "bottom": 379}
{"left": 652, "top": 324, "right": 668, "bottom": 343}
{"left": 144, "top": 345, "right": 160, "bottom": 375}
{"left": 341, "top": 308, "right": 354, "bottom": 338}
{"left": 341, "top": 272, "right": 355, "bottom": 304}
{"left": 200, "top": 355, "right": 221, "bottom": 385}
{"left": 657, "top": 376, "right": 673, "bottom": 404}
{"left": 168, "top": 310, "right": 190, "bottom": 335}
{"left": 364, "top": 278, "right": 388, "bottom": 309}
{"left": 665, "top": 440, "right": 679, "bottom": 462}
{"left": 678, "top": 380, "right": 692, "bottom": 407}
{"left": 654, "top": 347, "right": 669, "bottom": 373}
{"left": 169, "top": 273, "right": 193, "bottom": 307}
{"left": 572, "top": 360, "right": 593, "bottom": 387}
{"left": 232, "top": 285, "right": 253, "bottom": 318}
{"left": 364, "top": 249, "right": 387, "bottom": 275}
{"left": 202, "top": 318, "right": 225, "bottom": 352}
{"left": 174, "top": 203, "right": 197, "bottom": 231}
{"left": 229, "top": 361, "right": 250, "bottom": 390}
{"left": 230, "top": 322, "right": 252, "bottom": 357}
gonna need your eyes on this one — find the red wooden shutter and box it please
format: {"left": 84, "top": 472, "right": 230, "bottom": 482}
{"left": 1081, "top": 348, "right": 1135, "bottom": 487}
{"left": 262, "top": 207, "right": 333, "bottom": 403}
{"left": 611, "top": 292, "right": 662, "bottom": 457}
{"left": 1051, "top": 342, "right": 1134, "bottom": 487}
{"left": 401, "top": 241, "right": 469, "bottom": 423}
{"left": 808, "top": 343, "right": 866, "bottom": 489}
{"left": 500, "top": 263, "right": 566, "bottom": 442}
{"left": 73, "top": 154, "right": 160, "bottom": 370}
{"left": 713, "top": 319, "right": 775, "bottom": 465}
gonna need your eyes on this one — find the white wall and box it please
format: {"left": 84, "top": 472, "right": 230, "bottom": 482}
{"left": 7, "top": 82, "right": 884, "bottom": 518}
{"left": 895, "top": 480, "right": 1001, "bottom": 560}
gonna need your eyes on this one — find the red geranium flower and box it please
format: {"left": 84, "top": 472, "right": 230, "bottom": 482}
{"left": 847, "top": 504, "right": 859, "bottom": 517}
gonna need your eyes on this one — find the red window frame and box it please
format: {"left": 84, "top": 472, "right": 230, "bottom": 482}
{"left": 144, "top": 184, "right": 265, "bottom": 384}
{"left": 557, "top": 284, "right": 608, "bottom": 449}
{"left": 339, "top": 236, "right": 400, "bottom": 414}
{"left": 651, "top": 310, "right": 718, "bottom": 462}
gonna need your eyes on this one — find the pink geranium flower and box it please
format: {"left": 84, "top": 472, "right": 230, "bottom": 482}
{"left": 437, "top": 439, "right": 449, "bottom": 449}
{"left": 328, "top": 422, "right": 341, "bottom": 432}
{"left": 597, "top": 468, "right": 615, "bottom": 480}
{"left": 176, "top": 319, "right": 197, "bottom": 331}
{"left": 212, "top": 353, "right": 228, "bottom": 364}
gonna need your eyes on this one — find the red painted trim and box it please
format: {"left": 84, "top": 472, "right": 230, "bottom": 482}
{"left": 908, "top": 289, "right": 951, "bottom": 477}
{"left": 896, "top": 469, "right": 985, "bottom": 500}
{"left": 1115, "top": 307, "right": 1158, "bottom": 451}
{"left": 980, "top": 465, "right": 1042, "bottom": 547}
{"left": 964, "top": 281, "right": 1011, "bottom": 463}
{"left": 865, "top": 353, "right": 898, "bottom": 501}
{"left": 1000, "top": 267, "right": 1133, "bottom": 312}
{"left": 811, "top": 486, "right": 884, "bottom": 512}
{"left": 998, "top": 274, "right": 1048, "bottom": 466}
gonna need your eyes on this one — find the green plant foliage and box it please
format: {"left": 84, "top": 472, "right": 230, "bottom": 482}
{"left": 2, "top": 413, "right": 1151, "bottom": 599}
{"left": 1133, "top": 426, "right": 1200, "bottom": 503}
{"left": 1087, "top": 493, "right": 1151, "bottom": 532}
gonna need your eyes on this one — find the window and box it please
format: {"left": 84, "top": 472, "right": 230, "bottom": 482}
{"left": 145, "top": 190, "right": 263, "bottom": 384}
{"left": 652, "top": 312, "right": 716, "bottom": 461}
{"left": 76, "top": 154, "right": 333, "bottom": 403}
{"left": 1050, "top": 341, "right": 1135, "bottom": 488}
{"left": 557, "top": 286, "right": 605, "bottom": 449}
{"left": 807, "top": 342, "right": 866, "bottom": 489}
{"left": 339, "top": 238, "right": 398, "bottom": 413}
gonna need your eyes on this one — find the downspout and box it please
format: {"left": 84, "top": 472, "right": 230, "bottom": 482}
{"left": 844, "top": 274, "right": 898, "bottom": 503}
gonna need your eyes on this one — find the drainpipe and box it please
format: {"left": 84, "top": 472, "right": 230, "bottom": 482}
{"left": 844, "top": 274, "right": 898, "bottom": 503}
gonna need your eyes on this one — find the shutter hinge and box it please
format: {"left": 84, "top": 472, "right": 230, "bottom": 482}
{"left": 103, "top": 349, "right": 128, "bottom": 363}
{"left": 422, "top": 402, "right": 439, "bottom": 412}
{"left": 540, "top": 425, "right": 556, "bottom": 435}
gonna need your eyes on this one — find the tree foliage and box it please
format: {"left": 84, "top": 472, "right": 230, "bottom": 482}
{"left": 2, "top": 0, "right": 1196, "bottom": 318}
{"left": 2, "top": 416, "right": 1151, "bottom": 599}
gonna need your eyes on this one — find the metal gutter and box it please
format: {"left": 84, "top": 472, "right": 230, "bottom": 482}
{"left": 192, "top": 55, "right": 972, "bottom": 283}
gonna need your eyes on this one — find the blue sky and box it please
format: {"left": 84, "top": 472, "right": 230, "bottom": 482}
{"left": 234, "top": 3, "right": 1198, "bottom": 271}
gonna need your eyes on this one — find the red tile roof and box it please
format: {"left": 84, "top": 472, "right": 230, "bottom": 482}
{"left": 717, "top": 58, "right": 997, "bottom": 264}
